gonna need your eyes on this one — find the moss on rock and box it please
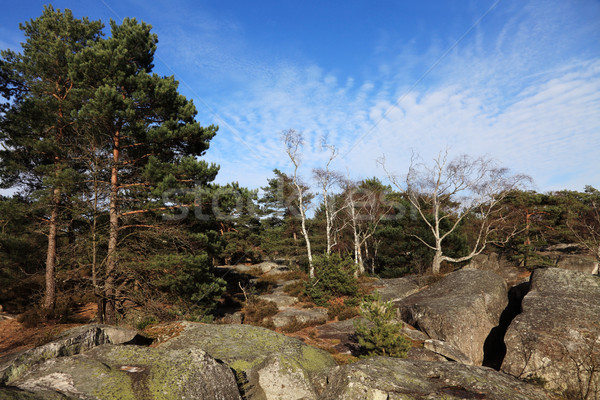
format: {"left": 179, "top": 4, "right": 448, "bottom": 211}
{"left": 159, "top": 322, "right": 336, "bottom": 399}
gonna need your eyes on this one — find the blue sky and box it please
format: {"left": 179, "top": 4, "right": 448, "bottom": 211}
{"left": 1, "top": 0, "right": 599, "bottom": 194}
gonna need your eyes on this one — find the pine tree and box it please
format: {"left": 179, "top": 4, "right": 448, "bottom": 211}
{"left": 74, "top": 18, "right": 219, "bottom": 323}
{"left": 0, "top": 6, "right": 103, "bottom": 314}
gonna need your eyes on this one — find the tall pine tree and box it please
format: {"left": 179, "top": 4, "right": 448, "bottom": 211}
{"left": 74, "top": 18, "right": 219, "bottom": 323}
{"left": 0, "top": 6, "right": 103, "bottom": 314}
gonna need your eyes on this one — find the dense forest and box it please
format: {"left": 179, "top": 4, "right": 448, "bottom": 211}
{"left": 1, "top": 7, "right": 599, "bottom": 327}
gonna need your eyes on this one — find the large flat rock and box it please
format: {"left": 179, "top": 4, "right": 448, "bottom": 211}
{"left": 323, "top": 357, "right": 554, "bottom": 400}
{"left": 271, "top": 307, "right": 328, "bottom": 329}
{"left": 159, "top": 322, "right": 336, "bottom": 399}
{"left": 7, "top": 344, "right": 241, "bottom": 400}
{"left": 0, "top": 325, "right": 142, "bottom": 385}
{"left": 395, "top": 269, "right": 508, "bottom": 365}
{"left": 371, "top": 276, "right": 421, "bottom": 302}
{"left": 501, "top": 268, "right": 600, "bottom": 394}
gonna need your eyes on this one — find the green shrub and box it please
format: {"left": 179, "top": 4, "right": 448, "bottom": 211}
{"left": 304, "top": 254, "right": 359, "bottom": 306}
{"left": 135, "top": 316, "right": 159, "bottom": 331}
{"left": 354, "top": 293, "right": 411, "bottom": 358}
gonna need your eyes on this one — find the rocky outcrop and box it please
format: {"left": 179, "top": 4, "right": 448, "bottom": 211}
{"left": 501, "top": 268, "right": 600, "bottom": 395}
{"left": 7, "top": 344, "right": 241, "bottom": 400}
{"left": 465, "top": 253, "right": 529, "bottom": 286}
{"left": 371, "top": 276, "right": 421, "bottom": 302}
{"left": 0, "top": 325, "right": 143, "bottom": 385}
{"left": 323, "top": 357, "right": 553, "bottom": 400}
{"left": 552, "top": 254, "right": 598, "bottom": 274}
{"left": 270, "top": 307, "right": 328, "bottom": 329}
{"left": 257, "top": 294, "right": 298, "bottom": 308}
{"left": 423, "top": 339, "right": 472, "bottom": 364}
{"left": 396, "top": 269, "right": 508, "bottom": 365}
{"left": 159, "top": 322, "right": 336, "bottom": 399}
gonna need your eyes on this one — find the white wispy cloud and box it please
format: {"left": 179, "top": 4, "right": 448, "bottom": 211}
{"left": 154, "top": 0, "right": 600, "bottom": 193}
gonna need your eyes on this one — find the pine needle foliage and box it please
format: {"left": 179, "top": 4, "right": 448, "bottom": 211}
{"left": 354, "top": 293, "right": 411, "bottom": 358}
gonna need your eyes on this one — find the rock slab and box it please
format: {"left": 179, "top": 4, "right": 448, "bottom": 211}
{"left": 159, "top": 322, "right": 336, "bottom": 400}
{"left": 396, "top": 269, "right": 508, "bottom": 365}
{"left": 0, "top": 325, "right": 141, "bottom": 385}
{"left": 323, "top": 357, "right": 553, "bottom": 400}
{"left": 8, "top": 344, "right": 241, "bottom": 400}
{"left": 501, "top": 268, "right": 600, "bottom": 395}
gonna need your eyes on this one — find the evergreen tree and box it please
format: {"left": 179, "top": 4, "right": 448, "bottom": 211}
{"left": 73, "top": 18, "right": 219, "bottom": 323}
{"left": 0, "top": 6, "right": 103, "bottom": 313}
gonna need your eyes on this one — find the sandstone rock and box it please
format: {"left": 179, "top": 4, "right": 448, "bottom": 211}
{"left": 552, "top": 254, "right": 599, "bottom": 274}
{"left": 0, "top": 325, "right": 143, "bottom": 385}
{"left": 271, "top": 307, "right": 328, "bottom": 329}
{"left": 544, "top": 243, "right": 588, "bottom": 253}
{"left": 323, "top": 357, "right": 553, "bottom": 400}
{"left": 406, "top": 347, "right": 448, "bottom": 362}
{"left": 371, "top": 276, "right": 421, "bottom": 302}
{"left": 221, "top": 311, "right": 244, "bottom": 324}
{"left": 257, "top": 294, "right": 298, "bottom": 308}
{"left": 0, "top": 386, "right": 64, "bottom": 399}
{"left": 253, "top": 261, "right": 279, "bottom": 274}
{"left": 465, "top": 253, "right": 529, "bottom": 286}
{"left": 159, "top": 322, "right": 336, "bottom": 399}
{"left": 501, "top": 268, "right": 600, "bottom": 395}
{"left": 401, "top": 325, "right": 429, "bottom": 342}
{"left": 423, "top": 339, "right": 473, "bottom": 364}
{"left": 7, "top": 344, "right": 241, "bottom": 400}
{"left": 396, "top": 269, "right": 508, "bottom": 365}
{"left": 316, "top": 317, "right": 364, "bottom": 354}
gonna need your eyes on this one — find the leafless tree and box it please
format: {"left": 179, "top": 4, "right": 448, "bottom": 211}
{"left": 381, "top": 150, "right": 531, "bottom": 274}
{"left": 343, "top": 178, "right": 393, "bottom": 276}
{"left": 282, "top": 129, "right": 314, "bottom": 278}
{"left": 313, "top": 140, "right": 346, "bottom": 255}
{"left": 568, "top": 186, "right": 600, "bottom": 268}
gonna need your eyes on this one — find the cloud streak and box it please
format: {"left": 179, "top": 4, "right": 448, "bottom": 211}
{"left": 151, "top": 0, "right": 599, "bottom": 193}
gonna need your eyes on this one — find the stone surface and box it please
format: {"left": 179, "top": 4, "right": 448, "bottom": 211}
{"left": 552, "top": 254, "right": 599, "bottom": 274}
{"left": 423, "top": 339, "right": 473, "bottom": 364}
{"left": 465, "top": 253, "right": 530, "bottom": 287}
{"left": 257, "top": 294, "right": 298, "bottom": 308}
{"left": 159, "top": 322, "right": 336, "bottom": 399}
{"left": 395, "top": 269, "right": 508, "bottom": 365}
{"left": 371, "top": 277, "right": 421, "bottom": 302}
{"left": 0, "top": 325, "right": 142, "bottom": 385}
{"left": 401, "top": 325, "right": 429, "bottom": 342}
{"left": 323, "top": 357, "right": 554, "bottom": 400}
{"left": 406, "top": 347, "right": 448, "bottom": 362}
{"left": 0, "top": 386, "right": 65, "bottom": 399}
{"left": 7, "top": 344, "right": 241, "bottom": 400}
{"left": 271, "top": 307, "right": 328, "bottom": 329}
{"left": 501, "top": 268, "right": 600, "bottom": 394}
{"left": 315, "top": 318, "right": 361, "bottom": 354}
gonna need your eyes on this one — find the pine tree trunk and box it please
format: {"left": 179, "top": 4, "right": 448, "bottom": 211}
{"left": 105, "top": 131, "right": 120, "bottom": 324}
{"left": 43, "top": 188, "right": 60, "bottom": 315}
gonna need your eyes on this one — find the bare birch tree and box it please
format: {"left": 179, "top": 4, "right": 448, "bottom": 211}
{"left": 313, "top": 141, "right": 346, "bottom": 255}
{"left": 381, "top": 150, "right": 531, "bottom": 274}
{"left": 282, "top": 129, "right": 314, "bottom": 278}
{"left": 343, "top": 178, "right": 393, "bottom": 276}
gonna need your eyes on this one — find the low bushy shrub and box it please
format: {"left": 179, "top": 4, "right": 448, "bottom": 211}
{"left": 326, "top": 297, "right": 360, "bottom": 321}
{"left": 242, "top": 298, "right": 278, "bottom": 329}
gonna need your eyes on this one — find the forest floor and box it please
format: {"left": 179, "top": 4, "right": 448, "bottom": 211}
{"left": 0, "top": 303, "right": 96, "bottom": 358}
